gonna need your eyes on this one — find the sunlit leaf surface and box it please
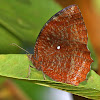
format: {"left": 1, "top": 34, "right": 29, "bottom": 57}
{"left": 0, "top": 54, "right": 100, "bottom": 99}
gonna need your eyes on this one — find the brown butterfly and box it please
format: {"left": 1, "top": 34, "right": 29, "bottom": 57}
{"left": 28, "top": 4, "right": 93, "bottom": 86}
{"left": 13, "top": 4, "right": 93, "bottom": 86}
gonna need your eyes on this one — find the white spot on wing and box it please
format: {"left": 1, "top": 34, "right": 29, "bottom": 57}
{"left": 57, "top": 46, "right": 60, "bottom": 50}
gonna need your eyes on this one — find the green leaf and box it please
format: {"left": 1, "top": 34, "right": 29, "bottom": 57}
{"left": 0, "top": 0, "right": 61, "bottom": 53}
{"left": 88, "top": 38, "right": 98, "bottom": 70}
{"left": 0, "top": 76, "right": 6, "bottom": 84}
{"left": 0, "top": 54, "right": 100, "bottom": 100}
{"left": 0, "top": 54, "right": 51, "bottom": 80}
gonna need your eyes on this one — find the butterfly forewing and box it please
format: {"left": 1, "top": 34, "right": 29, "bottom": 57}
{"left": 32, "top": 4, "right": 93, "bottom": 85}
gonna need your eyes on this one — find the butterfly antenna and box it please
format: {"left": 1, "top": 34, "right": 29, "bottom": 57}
{"left": 11, "top": 43, "right": 31, "bottom": 54}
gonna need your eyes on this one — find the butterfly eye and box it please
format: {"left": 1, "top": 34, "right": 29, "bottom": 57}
{"left": 57, "top": 45, "right": 61, "bottom": 50}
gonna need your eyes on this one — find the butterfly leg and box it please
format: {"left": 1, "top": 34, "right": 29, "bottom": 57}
{"left": 27, "top": 65, "right": 35, "bottom": 78}
{"left": 42, "top": 71, "right": 46, "bottom": 80}
{"left": 40, "top": 67, "right": 46, "bottom": 80}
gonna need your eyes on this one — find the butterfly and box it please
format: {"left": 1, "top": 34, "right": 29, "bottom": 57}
{"left": 27, "top": 4, "right": 93, "bottom": 86}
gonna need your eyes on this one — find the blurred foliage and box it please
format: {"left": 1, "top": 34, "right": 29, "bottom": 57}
{"left": 92, "top": 0, "right": 100, "bottom": 14}
{"left": 88, "top": 39, "right": 98, "bottom": 70}
{"left": 0, "top": 0, "right": 61, "bottom": 54}
{"left": 0, "top": 76, "right": 6, "bottom": 84}
{"left": 13, "top": 79, "right": 51, "bottom": 100}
